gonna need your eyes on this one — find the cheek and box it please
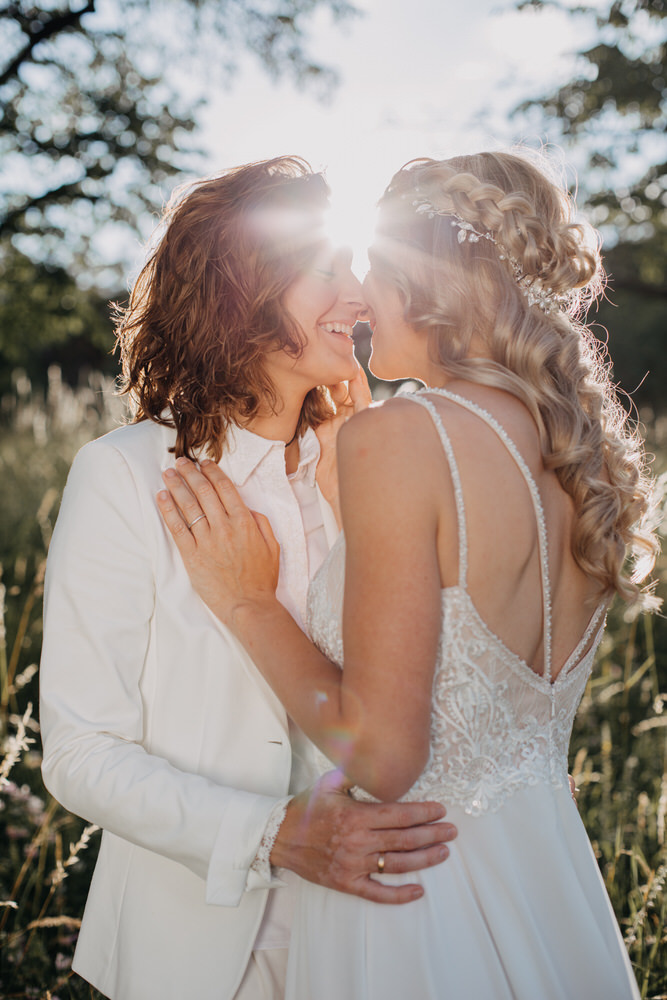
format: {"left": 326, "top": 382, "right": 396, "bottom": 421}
{"left": 311, "top": 289, "right": 339, "bottom": 326}
{"left": 370, "top": 320, "right": 407, "bottom": 372}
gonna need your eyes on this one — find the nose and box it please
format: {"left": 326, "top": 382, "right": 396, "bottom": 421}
{"left": 337, "top": 253, "right": 366, "bottom": 321}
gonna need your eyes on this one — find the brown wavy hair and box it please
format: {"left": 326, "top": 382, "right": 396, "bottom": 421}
{"left": 374, "top": 151, "right": 659, "bottom": 609}
{"left": 115, "top": 156, "right": 334, "bottom": 460}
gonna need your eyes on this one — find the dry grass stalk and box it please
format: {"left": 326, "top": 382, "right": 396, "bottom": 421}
{"left": 0, "top": 702, "right": 35, "bottom": 784}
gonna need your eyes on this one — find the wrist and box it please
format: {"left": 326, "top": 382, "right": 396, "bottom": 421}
{"left": 249, "top": 796, "right": 292, "bottom": 883}
{"left": 268, "top": 795, "right": 301, "bottom": 870}
{"left": 230, "top": 594, "right": 283, "bottom": 639}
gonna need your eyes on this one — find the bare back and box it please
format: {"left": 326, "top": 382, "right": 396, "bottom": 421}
{"left": 418, "top": 382, "right": 606, "bottom": 682}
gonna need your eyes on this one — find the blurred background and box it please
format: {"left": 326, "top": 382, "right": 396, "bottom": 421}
{"left": 1, "top": 1, "right": 666, "bottom": 996}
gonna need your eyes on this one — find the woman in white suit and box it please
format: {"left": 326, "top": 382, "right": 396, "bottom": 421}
{"left": 39, "top": 157, "right": 457, "bottom": 1000}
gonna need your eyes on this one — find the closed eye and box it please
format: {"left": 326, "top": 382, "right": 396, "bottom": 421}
{"left": 315, "top": 268, "right": 336, "bottom": 280}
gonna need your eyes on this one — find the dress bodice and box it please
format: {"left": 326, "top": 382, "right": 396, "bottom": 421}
{"left": 306, "top": 389, "right": 606, "bottom": 816}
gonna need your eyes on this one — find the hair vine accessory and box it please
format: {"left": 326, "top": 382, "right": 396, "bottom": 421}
{"left": 411, "top": 197, "right": 570, "bottom": 317}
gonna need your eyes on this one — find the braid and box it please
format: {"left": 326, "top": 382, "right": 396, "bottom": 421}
{"left": 376, "top": 151, "right": 658, "bottom": 609}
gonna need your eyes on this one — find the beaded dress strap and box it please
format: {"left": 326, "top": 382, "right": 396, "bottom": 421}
{"left": 406, "top": 395, "right": 469, "bottom": 589}
{"left": 416, "top": 387, "right": 553, "bottom": 685}
{"left": 561, "top": 600, "right": 607, "bottom": 677}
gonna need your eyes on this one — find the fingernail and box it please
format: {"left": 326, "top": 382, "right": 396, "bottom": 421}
{"left": 200, "top": 458, "right": 213, "bottom": 466}
{"left": 157, "top": 491, "right": 169, "bottom": 501}
{"left": 437, "top": 846, "right": 449, "bottom": 860}
{"left": 164, "top": 468, "right": 177, "bottom": 478}
{"left": 175, "top": 456, "right": 189, "bottom": 466}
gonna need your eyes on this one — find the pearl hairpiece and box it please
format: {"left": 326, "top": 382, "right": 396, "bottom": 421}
{"left": 412, "top": 197, "right": 569, "bottom": 317}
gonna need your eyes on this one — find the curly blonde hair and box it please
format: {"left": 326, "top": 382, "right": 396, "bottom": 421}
{"left": 375, "top": 151, "right": 658, "bottom": 608}
{"left": 115, "top": 156, "right": 334, "bottom": 461}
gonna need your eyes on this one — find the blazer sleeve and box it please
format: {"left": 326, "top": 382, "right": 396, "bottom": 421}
{"left": 40, "top": 436, "right": 279, "bottom": 906}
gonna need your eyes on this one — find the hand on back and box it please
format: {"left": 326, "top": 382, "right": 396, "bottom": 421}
{"left": 272, "top": 771, "right": 457, "bottom": 904}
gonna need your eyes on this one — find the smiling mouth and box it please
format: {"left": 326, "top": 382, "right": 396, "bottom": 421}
{"left": 320, "top": 322, "right": 354, "bottom": 339}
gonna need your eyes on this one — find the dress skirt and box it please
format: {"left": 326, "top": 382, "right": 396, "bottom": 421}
{"left": 285, "top": 784, "right": 639, "bottom": 1000}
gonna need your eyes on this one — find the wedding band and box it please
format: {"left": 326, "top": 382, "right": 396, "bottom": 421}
{"left": 187, "top": 514, "right": 206, "bottom": 530}
{"left": 376, "top": 853, "right": 385, "bottom": 874}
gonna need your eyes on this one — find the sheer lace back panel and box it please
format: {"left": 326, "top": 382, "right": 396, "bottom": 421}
{"left": 306, "top": 389, "right": 606, "bottom": 815}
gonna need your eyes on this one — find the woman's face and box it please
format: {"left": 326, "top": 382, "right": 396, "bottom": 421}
{"left": 269, "top": 241, "right": 364, "bottom": 391}
{"left": 362, "top": 249, "right": 423, "bottom": 381}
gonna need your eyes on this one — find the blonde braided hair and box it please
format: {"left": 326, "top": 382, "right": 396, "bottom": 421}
{"left": 375, "top": 151, "right": 658, "bottom": 609}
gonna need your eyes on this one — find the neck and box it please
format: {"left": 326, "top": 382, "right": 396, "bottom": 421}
{"left": 415, "top": 342, "right": 491, "bottom": 389}
{"left": 411, "top": 363, "right": 452, "bottom": 389}
{"left": 241, "top": 394, "right": 306, "bottom": 475}
{"left": 244, "top": 404, "right": 302, "bottom": 445}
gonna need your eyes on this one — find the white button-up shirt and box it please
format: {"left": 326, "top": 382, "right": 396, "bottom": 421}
{"left": 224, "top": 423, "right": 329, "bottom": 630}
{"left": 224, "top": 423, "right": 334, "bottom": 950}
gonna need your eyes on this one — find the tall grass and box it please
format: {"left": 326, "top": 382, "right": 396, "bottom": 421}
{"left": 0, "top": 369, "right": 121, "bottom": 999}
{"left": 571, "top": 608, "right": 667, "bottom": 997}
{"left": 0, "top": 372, "right": 665, "bottom": 998}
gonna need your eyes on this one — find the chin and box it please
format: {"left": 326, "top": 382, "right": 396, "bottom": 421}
{"left": 335, "top": 356, "right": 360, "bottom": 383}
{"left": 314, "top": 365, "right": 355, "bottom": 389}
{"left": 369, "top": 350, "right": 401, "bottom": 383}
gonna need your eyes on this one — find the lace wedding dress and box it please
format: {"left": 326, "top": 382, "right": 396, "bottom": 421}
{"left": 285, "top": 389, "right": 639, "bottom": 1000}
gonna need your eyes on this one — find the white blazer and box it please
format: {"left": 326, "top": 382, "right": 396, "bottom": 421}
{"left": 39, "top": 418, "right": 339, "bottom": 1000}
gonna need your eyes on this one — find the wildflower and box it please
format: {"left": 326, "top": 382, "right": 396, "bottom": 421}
{"left": 6, "top": 824, "right": 30, "bottom": 839}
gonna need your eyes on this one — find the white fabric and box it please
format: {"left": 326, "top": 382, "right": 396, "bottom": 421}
{"left": 252, "top": 431, "right": 329, "bottom": 951}
{"left": 251, "top": 797, "right": 293, "bottom": 883}
{"left": 289, "top": 448, "right": 331, "bottom": 582}
{"left": 287, "top": 389, "right": 639, "bottom": 1000}
{"left": 233, "top": 948, "right": 289, "bottom": 1000}
{"left": 39, "top": 419, "right": 336, "bottom": 1000}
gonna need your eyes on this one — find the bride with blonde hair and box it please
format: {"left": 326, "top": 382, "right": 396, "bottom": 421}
{"left": 159, "top": 150, "right": 657, "bottom": 998}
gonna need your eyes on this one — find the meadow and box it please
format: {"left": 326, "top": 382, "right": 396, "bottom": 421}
{"left": 0, "top": 370, "right": 665, "bottom": 999}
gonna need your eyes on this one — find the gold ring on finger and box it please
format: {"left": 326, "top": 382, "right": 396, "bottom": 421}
{"left": 376, "top": 853, "right": 385, "bottom": 874}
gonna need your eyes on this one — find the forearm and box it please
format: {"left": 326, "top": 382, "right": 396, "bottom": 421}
{"left": 232, "top": 597, "right": 364, "bottom": 778}
{"left": 41, "top": 610, "right": 282, "bottom": 902}
{"left": 157, "top": 453, "right": 431, "bottom": 799}
{"left": 40, "top": 600, "right": 283, "bottom": 905}
{"left": 41, "top": 717, "right": 274, "bottom": 881}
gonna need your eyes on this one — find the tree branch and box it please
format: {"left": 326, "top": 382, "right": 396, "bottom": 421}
{"left": 0, "top": 1, "right": 96, "bottom": 87}
{"left": 0, "top": 176, "right": 91, "bottom": 234}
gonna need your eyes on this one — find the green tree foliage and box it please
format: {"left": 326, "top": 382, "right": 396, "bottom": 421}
{"left": 0, "top": 247, "right": 118, "bottom": 392}
{"left": 0, "top": 0, "right": 357, "bottom": 391}
{"left": 516, "top": 0, "right": 666, "bottom": 412}
{"left": 0, "top": 0, "right": 357, "bottom": 271}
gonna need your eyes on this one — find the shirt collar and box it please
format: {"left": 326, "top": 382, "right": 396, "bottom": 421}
{"left": 224, "top": 423, "right": 321, "bottom": 487}
{"left": 290, "top": 426, "right": 321, "bottom": 487}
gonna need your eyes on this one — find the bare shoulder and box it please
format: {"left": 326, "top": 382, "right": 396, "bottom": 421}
{"left": 336, "top": 395, "right": 457, "bottom": 537}
{"left": 337, "top": 395, "right": 444, "bottom": 468}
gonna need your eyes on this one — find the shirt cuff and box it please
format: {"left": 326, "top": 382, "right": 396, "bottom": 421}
{"left": 206, "top": 790, "right": 286, "bottom": 905}
{"left": 247, "top": 795, "right": 293, "bottom": 887}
